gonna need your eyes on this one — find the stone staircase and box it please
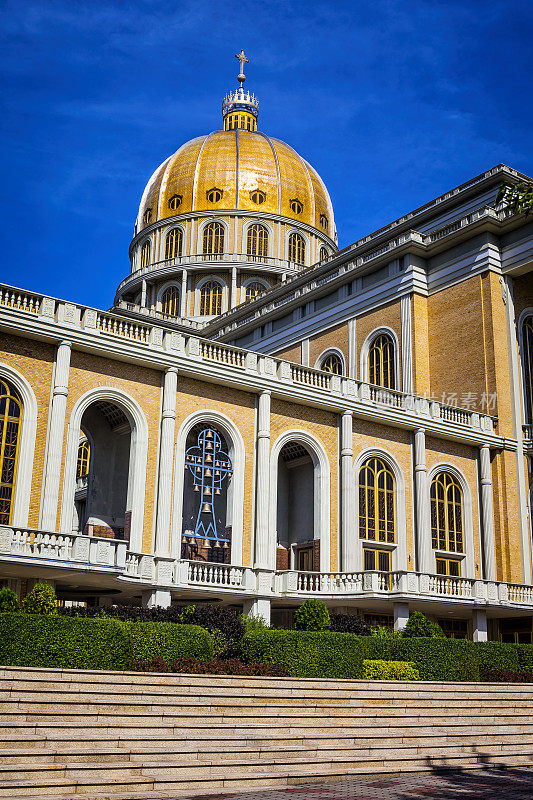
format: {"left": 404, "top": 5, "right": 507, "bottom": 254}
{"left": 0, "top": 665, "right": 532, "bottom": 799}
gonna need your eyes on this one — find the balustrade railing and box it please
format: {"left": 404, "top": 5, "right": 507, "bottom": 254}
{"left": 187, "top": 561, "right": 245, "bottom": 588}
{"left": 291, "top": 364, "right": 332, "bottom": 389}
{"left": 0, "top": 287, "right": 41, "bottom": 314}
{"left": 0, "top": 527, "right": 125, "bottom": 568}
{"left": 200, "top": 341, "right": 245, "bottom": 368}
{"left": 97, "top": 312, "right": 150, "bottom": 342}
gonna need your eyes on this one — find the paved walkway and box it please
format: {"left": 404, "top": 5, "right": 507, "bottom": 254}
{"left": 181, "top": 768, "right": 533, "bottom": 800}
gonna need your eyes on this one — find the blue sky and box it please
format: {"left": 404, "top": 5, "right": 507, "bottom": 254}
{"left": 1, "top": 0, "right": 532, "bottom": 309}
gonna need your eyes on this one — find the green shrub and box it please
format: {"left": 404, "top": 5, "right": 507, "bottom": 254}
{"left": 127, "top": 620, "right": 214, "bottom": 664}
{"left": 363, "top": 660, "right": 420, "bottom": 681}
{"left": 359, "top": 635, "right": 395, "bottom": 661}
{"left": 22, "top": 583, "right": 57, "bottom": 615}
{"left": 371, "top": 625, "right": 400, "bottom": 639}
{"left": 0, "top": 613, "right": 130, "bottom": 669}
{"left": 242, "top": 629, "right": 363, "bottom": 678}
{"left": 0, "top": 587, "right": 20, "bottom": 613}
{"left": 401, "top": 611, "right": 445, "bottom": 639}
{"left": 293, "top": 599, "right": 331, "bottom": 631}
{"left": 475, "top": 641, "right": 519, "bottom": 674}
{"left": 240, "top": 613, "right": 270, "bottom": 633}
{"left": 396, "top": 637, "right": 480, "bottom": 681}
{"left": 0, "top": 613, "right": 214, "bottom": 670}
{"left": 516, "top": 644, "right": 533, "bottom": 672}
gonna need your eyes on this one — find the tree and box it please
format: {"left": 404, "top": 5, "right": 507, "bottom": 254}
{"left": 496, "top": 182, "right": 533, "bottom": 216}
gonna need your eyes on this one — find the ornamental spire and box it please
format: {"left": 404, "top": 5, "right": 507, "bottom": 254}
{"left": 235, "top": 49, "right": 249, "bottom": 85}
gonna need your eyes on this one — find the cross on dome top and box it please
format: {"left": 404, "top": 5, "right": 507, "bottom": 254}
{"left": 235, "top": 49, "right": 249, "bottom": 84}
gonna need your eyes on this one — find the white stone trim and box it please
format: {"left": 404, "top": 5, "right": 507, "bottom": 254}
{"left": 269, "top": 429, "right": 331, "bottom": 572}
{"left": 517, "top": 306, "right": 533, "bottom": 425}
{"left": 348, "top": 318, "right": 357, "bottom": 379}
{"left": 241, "top": 219, "right": 275, "bottom": 258}
{"left": 314, "top": 347, "right": 346, "bottom": 374}
{"left": 359, "top": 326, "right": 401, "bottom": 390}
{"left": 171, "top": 409, "right": 246, "bottom": 565}
{"left": 193, "top": 275, "right": 229, "bottom": 317}
{"left": 426, "top": 462, "right": 475, "bottom": 578}
{"left": 401, "top": 295, "right": 413, "bottom": 394}
{"left": 353, "top": 447, "right": 407, "bottom": 572}
{"left": 158, "top": 223, "right": 187, "bottom": 262}
{"left": 0, "top": 362, "right": 38, "bottom": 528}
{"left": 59, "top": 387, "right": 149, "bottom": 552}
{"left": 196, "top": 217, "right": 230, "bottom": 258}
{"left": 284, "top": 227, "right": 310, "bottom": 268}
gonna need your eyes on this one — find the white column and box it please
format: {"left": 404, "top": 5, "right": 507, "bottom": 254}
{"left": 142, "top": 588, "right": 171, "bottom": 609}
{"left": 340, "top": 411, "right": 356, "bottom": 571}
{"left": 141, "top": 279, "right": 147, "bottom": 308}
{"left": 242, "top": 597, "right": 271, "bottom": 625}
{"left": 472, "top": 609, "right": 488, "bottom": 642}
{"left": 154, "top": 369, "right": 178, "bottom": 556}
{"left": 414, "top": 428, "right": 432, "bottom": 573}
{"left": 179, "top": 269, "right": 187, "bottom": 317}
{"left": 348, "top": 318, "right": 357, "bottom": 379}
{"left": 479, "top": 444, "right": 496, "bottom": 581}
{"left": 255, "top": 390, "right": 271, "bottom": 569}
{"left": 401, "top": 294, "right": 413, "bottom": 394}
{"left": 40, "top": 341, "right": 71, "bottom": 531}
{"left": 394, "top": 602, "right": 410, "bottom": 631}
{"left": 230, "top": 266, "right": 238, "bottom": 308}
{"left": 301, "top": 339, "right": 310, "bottom": 367}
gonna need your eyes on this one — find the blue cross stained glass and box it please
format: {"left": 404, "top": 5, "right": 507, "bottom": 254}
{"left": 184, "top": 427, "right": 232, "bottom": 541}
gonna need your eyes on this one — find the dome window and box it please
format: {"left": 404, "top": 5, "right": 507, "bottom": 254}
{"left": 320, "top": 214, "right": 328, "bottom": 230}
{"left": 143, "top": 208, "right": 152, "bottom": 224}
{"left": 290, "top": 199, "right": 303, "bottom": 215}
{"left": 169, "top": 195, "right": 183, "bottom": 211}
{"left": 206, "top": 187, "right": 223, "bottom": 203}
{"left": 320, "top": 246, "right": 329, "bottom": 261}
{"left": 250, "top": 190, "right": 266, "bottom": 205}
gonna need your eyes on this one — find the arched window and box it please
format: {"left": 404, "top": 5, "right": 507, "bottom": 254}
{"left": 290, "top": 199, "right": 303, "bottom": 214}
{"left": 76, "top": 440, "right": 90, "bottom": 479}
{"left": 523, "top": 316, "right": 533, "bottom": 424}
{"left": 319, "top": 246, "right": 328, "bottom": 261}
{"left": 247, "top": 224, "right": 269, "bottom": 260}
{"left": 161, "top": 286, "right": 180, "bottom": 317}
{"left": 320, "top": 352, "right": 343, "bottom": 375}
{"left": 288, "top": 232, "right": 305, "bottom": 265}
{"left": 358, "top": 457, "right": 395, "bottom": 543}
{"left": 244, "top": 281, "right": 266, "bottom": 302}
{"left": 203, "top": 222, "right": 225, "bottom": 258}
{"left": 0, "top": 380, "right": 22, "bottom": 525}
{"left": 140, "top": 240, "right": 151, "bottom": 268}
{"left": 368, "top": 333, "right": 395, "bottom": 389}
{"left": 200, "top": 281, "right": 223, "bottom": 316}
{"left": 430, "top": 472, "right": 464, "bottom": 554}
{"left": 165, "top": 228, "right": 182, "bottom": 260}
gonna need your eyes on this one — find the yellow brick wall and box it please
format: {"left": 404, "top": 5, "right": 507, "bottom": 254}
{"left": 309, "top": 322, "right": 350, "bottom": 370}
{"left": 271, "top": 344, "right": 301, "bottom": 363}
{"left": 0, "top": 334, "right": 55, "bottom": 528}
{"left": 412, "top": 293, "right": 431, "bottom": 397}
{"left": 492, "top": 449, "right": 523, "bottom": 583}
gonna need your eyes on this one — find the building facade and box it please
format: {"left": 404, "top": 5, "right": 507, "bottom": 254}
{"left": 0, "top": 57, "right": 532, "bottom": 641}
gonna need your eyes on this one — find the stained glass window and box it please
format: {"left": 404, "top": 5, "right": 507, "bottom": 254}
{"left": 288, "top": 232, "right": 305, "bottom": 265}
{"left": 161, "top": 286, "right": 180, "bottom": 317}
{"left": 165, "top": 228, "right": 182, "bottom": 260}
{"left": 430, "top": 472, "right": 464, "bottom": 552}
{"left": 200, "top": 281, "right": 223, "bottom": 316}
{"left": 368, "top": 333, "right": 395, "bottom": 389}
{"left": 247, "top": 224, "right": 268, "bottom": 259}
{"left": 0, "top": 380, "right": 22, "bottom": 525}
{"left": 358, "top": 457, "right": 395, "bottom": 543}
{"left": 203, "top": 222, "right": 225, "bottom": 257}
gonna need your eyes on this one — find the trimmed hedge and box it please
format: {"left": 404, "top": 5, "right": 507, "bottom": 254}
{"left": 363, "top": 660, "right": 420, "bottom": 681}
{"left": 396, "top": 637, "right": 480, "bottom": 681}
{"left": 241, "top": 629, "right": 363, "bottom": 679}
{"left": 132, "top": 656, "right": 289, "bottom": 676}
{"left": 0, "top": 613, "right": 213, "bottom": 670}
{"left": 516, "top": 644, "right": 533, "bottom": 672}
{"left": 474, "top": 642, "right": 519, "bottom": 674}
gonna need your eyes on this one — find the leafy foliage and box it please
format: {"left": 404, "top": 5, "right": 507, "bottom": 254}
{"left": 363, "top": 659, "right": 420, "bottom": 681}
{"left": 132, "top": 656, "right": 288, "bottom": 676}
{"left": 482, "top": 669, "right": 533, "bottom": 683}
{"left": 400, "top": 611, "right": 445, "bottom": 639}
{"left": 0, "top": 613, "right": 213, "bottom": 669}
{"left": 22, "top": 583, "right": 57, "bottom": 616}
{"left": 0, "top": 586, "right": 20, "bottom": 613}
{"left": 240, "top": 613, "right": 270, "bottom": 633}
{"left": 241, "top": 629, "right": 363, "bottom": 678}
{"left": 330, "top": 613, "right": 371, "bottom": 636}
{"left": 516, "top": 644, "right": 533, "bottom": 672}
{"left": 293, "top": 599, "right": 331, "bottom": 631}
{"left": 371, "top": 625, "right": 401, "bottom": 639}
{"left": 497, "top": 182, "right": 533, "bottom": 216}
{"left": 474, "top": 641, "right": 519, "bottom": 674}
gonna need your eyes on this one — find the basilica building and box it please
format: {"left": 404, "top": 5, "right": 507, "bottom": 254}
{"left": 0, "top": 53, "right": 532, "bottom": 641}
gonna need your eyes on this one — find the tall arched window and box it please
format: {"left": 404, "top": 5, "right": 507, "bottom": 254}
{"left": 368, "top": 333, "right": 395, "bottom": 389}
{"left": 288, "top": 232, "right": 305, "bottom": 265}
{"left": 161, "top": 286, "right": 180, "bottom": 317}
{"left": 0, "top": 380, "right": 22, "bottom": 525}
{"left": 203, "top": 222, "right": 225, "bottom": 258}
{"left": 320, "top": 352, "right": 343, "bottom": 375}
{"left": 358, "top": 457, "right": 395, "bottom": 543}
{"left": 140, "top": 240, "right": 151, "bottom": 268}
{"left": 247, "top": 224, "right": 269, "bottom": 260}
{"left": 76, "top": 440, "right": 90, "bottom": 479}
{"left": 430, "top": 472, "right": 463, "bottom": 553}
{"left": 165, "top": 228, "right": 183, "bottom": 260}
{"left": 523, "top": 315, "right": 533, "bottom": 424}
{"left": 200, "top": 281, "right": 223, "bottom": 316}
{"left": 319, "top": 246, "right": 328, "bottom": 261}
{"left": 244, "top": 282, "right": 266, "bottom": 302}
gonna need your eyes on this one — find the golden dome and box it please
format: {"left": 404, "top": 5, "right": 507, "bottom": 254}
{"left": 136, "top": 130, "right": 336, "bottom": 239}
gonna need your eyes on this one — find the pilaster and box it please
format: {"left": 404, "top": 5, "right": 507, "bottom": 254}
{"left": 154, "top": 368, "right": 178, "bottom": 556}
{"left": 40, "top": 341, "right": 71, "bottom": 531}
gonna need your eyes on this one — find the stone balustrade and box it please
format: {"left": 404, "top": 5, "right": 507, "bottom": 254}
{"left": 0, "top": 526, "right": 127, "bottom": 570}
{"left": 0, "top": 281, "right": 497, "bottom": 437}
